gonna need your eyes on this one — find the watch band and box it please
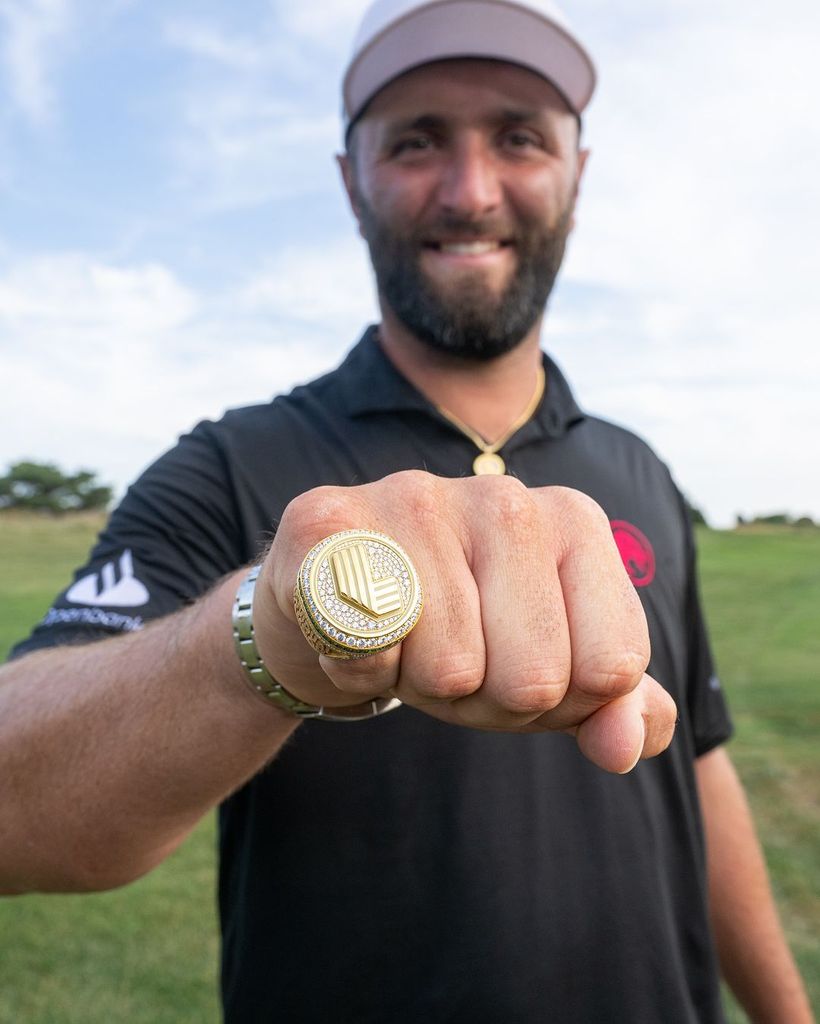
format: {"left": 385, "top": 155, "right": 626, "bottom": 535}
{"left": 231, "top": 564, "right": 402, "bottom": 722}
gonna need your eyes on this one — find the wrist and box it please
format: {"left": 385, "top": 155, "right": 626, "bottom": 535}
{"left": 231, "top": 564, "right": 402, "bottom": 722}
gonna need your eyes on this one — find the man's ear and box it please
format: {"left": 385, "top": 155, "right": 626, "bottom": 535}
{"left": 336, "top": 153, "right": 366, "bottom": 239}
{"left": 577, "top": 147, "right": 591, "bottom": 188}
{"left": 569, "top": 147, "right": 591, "bottom": 231}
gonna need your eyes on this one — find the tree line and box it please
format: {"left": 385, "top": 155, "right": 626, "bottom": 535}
{"left": 0, "top": 461, "right": 816, "bottom": 527}
{"left": 735, "top": 512, "right": 818, "bottom": 529}
{"left": 0, "top": 461, "right": 112, "bottom": 514}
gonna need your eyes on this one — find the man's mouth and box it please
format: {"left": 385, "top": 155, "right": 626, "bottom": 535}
{"left": 424, "top": 239, "right": 512, "bottom": 256}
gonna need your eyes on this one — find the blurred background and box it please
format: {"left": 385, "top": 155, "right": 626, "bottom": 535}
{"left": 1, "top": 0, "right": 818, "bottom": 526}
{"left": 1, "top": 3, "right": 818, "bottom": 1022}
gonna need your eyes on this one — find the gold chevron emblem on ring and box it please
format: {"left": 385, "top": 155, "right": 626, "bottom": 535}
{"left": 330, "top": 544, "right": 404, "bottom": 620}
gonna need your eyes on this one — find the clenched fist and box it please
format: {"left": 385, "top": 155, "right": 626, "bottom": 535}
{"left": 251, "top": 471, "right": 677, "bottom": 774}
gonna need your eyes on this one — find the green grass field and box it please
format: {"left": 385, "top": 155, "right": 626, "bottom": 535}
{"left": 0, "top": 513, "right": 817, "bottom": 1022}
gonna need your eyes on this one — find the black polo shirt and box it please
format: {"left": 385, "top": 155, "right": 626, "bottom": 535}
{"left": 12, "top": 328, "right": 732, "bottom": 1023}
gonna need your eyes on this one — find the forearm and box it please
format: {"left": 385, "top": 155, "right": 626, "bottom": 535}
{"left": 0, "top": 572, "right": 299, "bottom": 895}
{"left": 696, "top": 747, "right": 814, "bottom": 1023}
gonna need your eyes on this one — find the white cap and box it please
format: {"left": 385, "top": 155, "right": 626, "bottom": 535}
{"left": 343, "top": 0, "right": 597, "bottom": 128}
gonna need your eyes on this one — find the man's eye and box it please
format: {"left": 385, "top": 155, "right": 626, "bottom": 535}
{"left": 393, "top": 136, "right": 433, "bottom": 156}
{"left": 503, "top": 131, "right": 539, "bottom": 150}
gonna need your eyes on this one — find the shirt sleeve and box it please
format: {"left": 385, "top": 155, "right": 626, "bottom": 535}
{"left": 7, "top": 421, "right": 249, "bottom": 660}
{"left": 680, "top": 501, "right": 734, "bottom": 756}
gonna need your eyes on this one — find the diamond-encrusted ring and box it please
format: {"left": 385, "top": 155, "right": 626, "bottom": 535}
{"left": 293, "top": 530, "right": 423, "bottom": 660}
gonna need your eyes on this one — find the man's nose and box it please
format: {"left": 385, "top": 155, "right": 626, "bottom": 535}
{"left": 436, "top": 138, "right": 502, "bottom": 219}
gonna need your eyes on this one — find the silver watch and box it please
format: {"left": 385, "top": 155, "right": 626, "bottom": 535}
{"left": 231, "top": 564, "right": 402, "bottom": 722}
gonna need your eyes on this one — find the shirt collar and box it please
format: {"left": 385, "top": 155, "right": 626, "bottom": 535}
{"left": 337, "top": 325, "right": 585, "bottom": 441}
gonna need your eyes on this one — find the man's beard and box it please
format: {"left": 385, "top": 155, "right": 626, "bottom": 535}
{"left": 356, "top": 194, "right": 573, "bottom": 362}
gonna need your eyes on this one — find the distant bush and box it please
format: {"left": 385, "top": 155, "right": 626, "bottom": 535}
{"left": 0, "top": 461, "right": 112, "bottom": 514}
{"left": 736, "top": 512, "right": 817, "bottom": 529}
{"left": 685, "top": 498, "right": 709, "bottom": 527}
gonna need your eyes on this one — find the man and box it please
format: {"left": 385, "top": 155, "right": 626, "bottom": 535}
{"left": 0, "top": 1, "right": 812, "bottom": 1021}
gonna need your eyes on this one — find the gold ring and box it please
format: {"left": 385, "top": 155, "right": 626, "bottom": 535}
{"left": 294, "top": 530, "right": 423, "bottom": 659}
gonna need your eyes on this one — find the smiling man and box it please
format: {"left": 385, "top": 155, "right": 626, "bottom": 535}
{"left": 0, "top": 1, "right": 813, "bottom": 1022}
{"left": 344, "top": 59, "right": 584, "bottom": 362}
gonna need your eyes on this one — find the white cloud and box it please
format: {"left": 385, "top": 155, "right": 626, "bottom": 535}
{"left": 0, "top": 0, "right": 72, "bottom": 124}
{"left": 0, "top": 251, "right": 361, "bottom": 497}
{"left": 278, "top": 1, "right": 360, "bottom": 49}
{"left": 551, "top": 2, "right": 820, "bottom": 524}
{"left": 0, "top": 254, "right": 198, "bottom": 488}
{"left": 171, "top": 90, "right": 340, "bottom": 209}
{"left": 239, "top": 235, "right": 377, "bottom": 330}
{"left": 574, "top": 14, "right": 820, "bottom": 303}
{"left": 163, "top": 14, "right": 346, "bottom": 210}
{"left": 2, "top": 0, "right": 818, "bottom": 530}
{"left": 546, "top": 283, "right": 820, "bottom": 526}
{"left": 162, "top": 20, "right": 265, "bottom": 71}
{"left": 0, "top": 254, "right": 196, "bottom": 331}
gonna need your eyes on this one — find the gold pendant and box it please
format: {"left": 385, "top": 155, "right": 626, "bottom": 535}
{"left": 472, "top": 452, "right": 506, "bottom": 476}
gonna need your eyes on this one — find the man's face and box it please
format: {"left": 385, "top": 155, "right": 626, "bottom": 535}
{"left": 341, "top": 59, "right": 588, "bottom": 361}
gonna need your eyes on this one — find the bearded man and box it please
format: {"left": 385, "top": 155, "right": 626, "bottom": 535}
{"left": 1, "top": 1, "right": 812, "bottom": 1022}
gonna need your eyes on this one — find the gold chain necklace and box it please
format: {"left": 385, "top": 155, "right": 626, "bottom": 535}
{"left": 434, "top": 365, "right": 546, "bottom": 476}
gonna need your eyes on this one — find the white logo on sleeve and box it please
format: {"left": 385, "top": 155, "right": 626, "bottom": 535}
{"left": 66, "top": 549, "right": 150, "bottom": 608}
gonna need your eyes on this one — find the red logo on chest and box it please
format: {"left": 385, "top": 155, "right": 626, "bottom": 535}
{"left": 611, "top": 520, "right": 656, "bottom": 588}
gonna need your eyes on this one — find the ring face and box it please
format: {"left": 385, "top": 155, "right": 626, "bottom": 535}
{"left": 295, "top": 530, "right": 423, "bottom": 658}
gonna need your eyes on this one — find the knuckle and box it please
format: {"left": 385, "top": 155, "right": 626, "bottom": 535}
{"left": 388, "top": 470, "right": 442, "bottom": 523}
{"left": 326, "top": 661, "right": 382, "bottom": 696}
{"left": 629, "top": 671, "right": 681, "bottom": 757}
{"left": 573, "top": 648, "right": 649, "bottom": 701}
{"left": 389, "top": 469, "right": 436, "bottom": 489}
{"left": 642, "top": 691, "right": 678, "bottom": 758}
{"left": 480, "top": 476, "right": 537, "bottom": 528}
{"left": 496, "top": 668, "right": 569, "bottom": 714}
{"left": 281, "top": 486, "right": 353, "bottom": 544}
{"left": 614, "top": 579, "right": 646, "bottom": 629}
{"left": 418, "top": 655, "right": 484, "bottom": 702}
{"left": 550, "top": 486, "right": 610, "bottom": 531}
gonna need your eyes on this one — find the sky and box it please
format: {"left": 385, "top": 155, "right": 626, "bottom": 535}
{"left": 0, "top": 0, "right": 818, "bottom": 528}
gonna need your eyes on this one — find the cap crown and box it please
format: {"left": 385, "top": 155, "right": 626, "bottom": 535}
{"left": 343, "top": 0, "right": 596, "bottom": 125}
